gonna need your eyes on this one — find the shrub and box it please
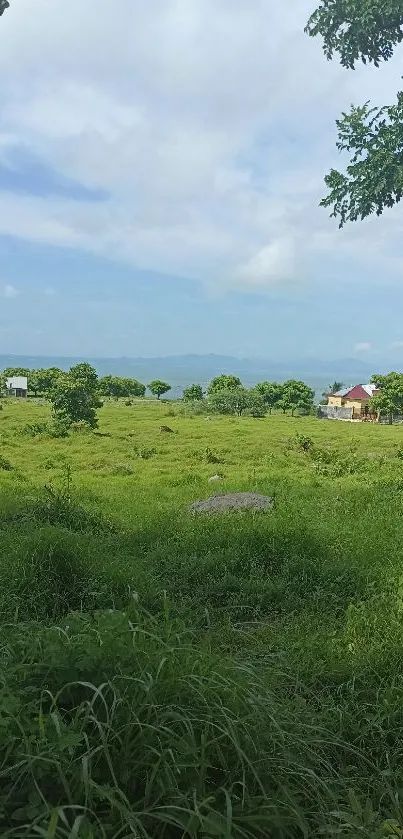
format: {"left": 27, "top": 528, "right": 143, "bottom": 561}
{"left": 22, "top": 422, "right": 49, "bottom": 437}
{"left": 0, "top": 454, "right": 13, "bottom": 470}
{"left": 139, "top": 447, "right": 157, "bottom": 460}
{"left": 49, "top": 414, "right": 70, "bottom": 438}
{"left": 205, "top": 446, "right": 221, "bottom": 464}
{"left": 108, "top": 462, "right": 134, "bottom": 476}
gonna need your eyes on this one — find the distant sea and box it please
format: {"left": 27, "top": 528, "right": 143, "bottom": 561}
{"left": 0, "top": 353, "right": 376, "bottom": 401}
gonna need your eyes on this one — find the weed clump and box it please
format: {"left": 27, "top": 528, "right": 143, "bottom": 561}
{"left": 0, "top": 454, "right": 13, "bottom": 470}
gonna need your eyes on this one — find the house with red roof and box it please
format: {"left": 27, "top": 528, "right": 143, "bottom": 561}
{"left": 327, "top": 383, "right": 381, "bottom": 419}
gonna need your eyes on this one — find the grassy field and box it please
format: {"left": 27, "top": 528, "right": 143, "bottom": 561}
{"left": 2, "top": 398, "right": 403, "bottom": 837}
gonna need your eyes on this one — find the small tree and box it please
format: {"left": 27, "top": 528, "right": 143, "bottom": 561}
{"left": 70, "top": 362, "right": 99, "bottom": 390}
{"left": 183, "top": 383, "right": 204, "bottom": 401}
{"left": 148, "top": 380, "right": 171, "bottom": 400}
{"left": 30, "top": 367, "right": 63, "bottom": 396}
{"left": 328, "top": 381, "right": 344, "bottom": 395}
{"left": 371, "top": 372, "right": 403, "bottom": 424}
{"left": 207, "top": 374, "right": 242, "bottom": 395}
{"left": 99, "top": 376, "right": 146, "bottom": 398}
{"left": 209, "top": 387, "right": 266, "bottom": 417}
{"left": 50, "top": 363, "right": 102, "bottom": 430}
{"left": 254, "top": 381, "right": 283, "bottom": 414}
{"left": 280, "top": 380, "right": 315, "bottom": 416}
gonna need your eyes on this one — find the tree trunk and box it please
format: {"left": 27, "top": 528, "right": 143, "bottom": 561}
{"left": 389, "top": 414, "right": 393, "bottom": 425}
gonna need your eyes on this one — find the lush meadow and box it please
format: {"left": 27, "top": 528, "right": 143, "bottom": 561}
{"left": 1, "top": 398, "right": 403, "bottom": 837}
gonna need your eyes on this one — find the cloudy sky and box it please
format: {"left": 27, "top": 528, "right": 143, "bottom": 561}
{"left": 0, "top": 0, "right": 402, "bottom": 362}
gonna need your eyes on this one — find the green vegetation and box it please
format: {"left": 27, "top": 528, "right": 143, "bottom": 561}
{"left": 183, "top": 383, "right": 204, "bottom": 401}
{"left": 209, "top": 386, "right": 266, "bottom": 417}
{"left": 50, "top": 363, "right": 102, "bottom": 431}
{"left": 306, "top": 0, "right": 403, "bottom": 225}
{"left": 98, "top": 375, "right": 146, "bottom": 398}
{"left": 254, "top": 380, "right": 283, "bottom": 413}
{"left": 148, "top": 379, "right": 172, "bottom": 399}
{"left": 371, "top": 372, "right": 403, "bottom": 423}
{"left": 1, "top": 395, "right": 403, "bottom": 835}
{"left": 207, "top": 374, "right": 242, "bottom": 394}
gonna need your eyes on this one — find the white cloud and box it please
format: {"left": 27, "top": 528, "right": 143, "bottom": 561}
{"left": 3, "top": 284, "right": 19, "bottom": 298}
{"left": 355, "top": 342, "right": 372, "bottom": 353}
{"left": 233, "top": 239, "right": 297, "bottom": 288}
{"left": 0, "top": 0, "right": 402, "bottom": 291}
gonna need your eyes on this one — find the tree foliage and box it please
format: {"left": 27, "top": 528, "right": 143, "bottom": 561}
{"left": 50, "top": 364, "right": 101, "bottom": 430}
{"left": 254, "top": 381, "right": 283, "bottom": 413}
{"left": 98, "top": 375, "right": 146, "bottom": 398}
{"left": 182, "top": 383, "right": 204, "bottom": 401}
{"left": 306, "top": 0, "right": 403, "bottom": 225}
{"left": 207, "top": 375, "right": 242, "bottom": 395}
{"left": 2, "top": 367, "right": 30, "bottom": 379}
{"left": 30, "top": 368, "right": 63, "bottom": 396}
{"left": 371, "top": 371, "right": 403, "bottom": 423}
{"left": 279, "top": 380, "right": 315, "bottom": 416}
{"left": 0, "top": 1, "right": 10, "bottom": 18}
{"left": 148, "top": 380, "right": 171, "bottom": 399}
{"left": 328, "top": 381, "right": 344, "bottom": 394}
{"left": 209, "top": 387, "right": 266, "bottom": 417}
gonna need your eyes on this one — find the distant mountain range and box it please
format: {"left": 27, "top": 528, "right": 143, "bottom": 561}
{"left": 0, "top": 353, "right": 377, "bottom": 399}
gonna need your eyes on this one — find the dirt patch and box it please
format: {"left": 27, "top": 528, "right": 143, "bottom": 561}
{"left": 188, "top": 491, "right": 274, "bottom": 515}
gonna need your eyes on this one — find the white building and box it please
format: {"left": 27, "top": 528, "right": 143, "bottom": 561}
{"left": 6, "top": 376, "right": 28, "bottom": 397}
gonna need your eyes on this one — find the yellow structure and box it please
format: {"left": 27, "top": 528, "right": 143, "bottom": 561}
{"left": 327, "top": 384, "right": 379, "bottom": 418}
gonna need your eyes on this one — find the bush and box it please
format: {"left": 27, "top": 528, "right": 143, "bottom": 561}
{"left": 139, "top": 447, "right": 157, "bottom": 460}
{"left": 22, "top": 422, "right": 49, "bottom": 437}
{"left": 0, "top": 454, "right": 13, "bottom": 470}
{"left": 49, "top": 414, "right": 70, "bottom": 438}
{"left": 205, "top": 446, "right": 221, "bottom": 464}
{"left": 108, "top": 462, "right": 134, "bottom": 476}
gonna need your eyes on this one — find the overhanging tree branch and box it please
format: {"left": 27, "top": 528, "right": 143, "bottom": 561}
{"left": 306, "top": 0, "right": 403, "bottom": 225}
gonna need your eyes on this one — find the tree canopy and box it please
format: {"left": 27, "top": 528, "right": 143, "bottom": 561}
{"left": 0, "top": 1, "right": 10, "bottom": 18}
{"left": 254, "top": 382, "right": 283, "bottom": 413}
{"left": 207, "top": 375, "right": 242, "bottom": 395}
{"left": 208, "top": 387, "right": 266, "bottom": 417}
{"left": 148, "top": 380, "right": 171, "bottom": 399}
{"left": 371, "top": 371, "right": 403, "bottom": 423}
{"left": 50, "top": 363, "right": 102, "bottom": 430}
{"left": 306, "top": 0, "right": 403, "bottom": 226}
{"left": 182, "top": 383, "right": 204, "bottom": 401}
{"left": 278, "top": 380, "right": 315, "bottom": 416}
{"left": 98, "top": 376, "right": 146, "bottom": 399}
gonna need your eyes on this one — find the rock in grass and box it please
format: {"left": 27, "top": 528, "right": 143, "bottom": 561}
{"left": 189, "top": 491, "right": 274, "bottom": 514}
{"left": 208, "top": 474, "right": 223, "bottom": 483}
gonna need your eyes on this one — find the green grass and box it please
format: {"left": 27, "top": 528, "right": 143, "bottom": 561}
{"left": 2, "top": 398, "right": 403, "bottom": 836}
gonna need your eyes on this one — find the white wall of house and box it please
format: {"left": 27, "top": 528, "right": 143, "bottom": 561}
{"left": 6, "top": 376, "right": 28, "bottom": 391}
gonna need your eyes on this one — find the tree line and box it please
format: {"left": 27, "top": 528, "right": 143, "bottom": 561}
{"left": 0, "top": 364, "right": 317, "bottom": 429}
{"left": 4, "top": 362, "right": 403, "bottom": 425}
{"left": 0, "top": 367, "right": 171, "bottom": 400}
{"left": 184, "top": 375, "right": 315, "bottom": 417}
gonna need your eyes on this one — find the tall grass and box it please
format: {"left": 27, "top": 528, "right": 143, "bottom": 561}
{"left": 1, "top": 602, "right": 401, "bottom": 839}
{"left": 1, "top": 400, "right": 403, "bottom": 835}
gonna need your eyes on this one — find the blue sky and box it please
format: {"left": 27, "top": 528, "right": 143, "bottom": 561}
{"left": 0, "top": 0, "right": 403, "bottom": 364}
